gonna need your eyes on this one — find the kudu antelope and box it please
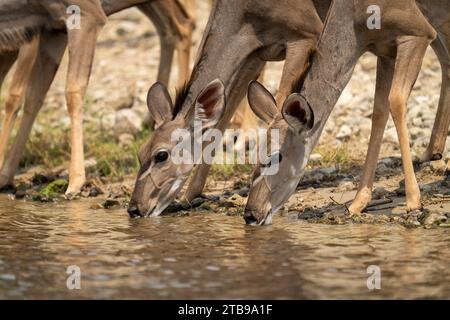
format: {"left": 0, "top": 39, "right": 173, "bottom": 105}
{"left": 0, "top": 0, "right": 195, "bottom": 198}
{"left": 128, "top": 0, "right": 332, "bottom": 217}
{"left": 244, "top": 0, "right": 449, "bottom": 225}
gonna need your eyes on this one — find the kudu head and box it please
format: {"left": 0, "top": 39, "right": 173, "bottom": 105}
{"left": 244, "top": 81, "right": 315, "bottom": 225}
{"left": 128, "top": 79, "right": 226, "bottom": 217}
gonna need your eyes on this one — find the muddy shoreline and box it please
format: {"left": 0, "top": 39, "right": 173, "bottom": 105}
{"left": 1, "top": 1, "right": 449, "bottom": 229}
{"left": 2, "top": 155, "right": 450, "bottom": 229}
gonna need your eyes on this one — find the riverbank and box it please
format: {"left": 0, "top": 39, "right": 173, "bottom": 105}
{"left": 1, "top": 1, "right": 449, "bottom": 228}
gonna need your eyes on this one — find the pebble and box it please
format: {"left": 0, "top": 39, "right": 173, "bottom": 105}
{"left": 310, "top": 153, "right": 323, "bottom": 163}
{"left": 336, "top": 125, "right": 352, "bottom": 140}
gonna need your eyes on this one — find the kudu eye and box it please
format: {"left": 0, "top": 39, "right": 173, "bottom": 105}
{"left": 154, "top": 151, "right": 169, "bottom": 164}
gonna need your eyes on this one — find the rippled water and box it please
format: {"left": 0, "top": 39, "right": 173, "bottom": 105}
{"left": 0, "top": 194, "right": 449, "bottom": 299}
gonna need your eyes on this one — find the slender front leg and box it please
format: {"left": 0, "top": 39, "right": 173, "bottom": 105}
{"left": 420, "top": 38, "right": 450, "bottom": 163}
{"left": 140, "top": 0, "right": 194, "bottom": 88}
{"left": 0, "top": 39, "right": 39, "bottom": 168}
{"left": 232, "top": 70, "right": 266, "bottom": 152}
{"left": 0, "top": 50, "right": 19, "bottom": 165}
{"left": 0, "top": 51, "right": 18, "bottom": 92}
{"left": 389, "top": 36, "right": 431, "bottom": 213}
{"left": 349, "top": 58, "right": 395, "bottom": 215}
{"left": 276, "top": 39, "right": 318, "bottom": 106}
{"left": 0, "top": 32, "right": 67, "bottom": 189}
{"left": 64, "top": 11, "right": 106, "bottom": 198}
{"left": 175, "top": 17, "right": 194, "bottom": 88}
{"left": 139, "top": 2, "right": 176, "bottom": 87}
{"left": 183, "top": 0, "right": 196, "bottom": 22}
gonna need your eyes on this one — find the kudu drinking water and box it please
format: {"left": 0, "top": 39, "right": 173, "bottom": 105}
{"left": 128, "top": 0, "right": 332, "bottom": 217}
{"left": 0, "top": 0, "right": 195, "bottom": 198}
{"left": 244, "top": 0, "right": 449, "bottom": 225}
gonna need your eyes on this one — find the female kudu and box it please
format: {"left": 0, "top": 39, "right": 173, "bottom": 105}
{"left": 244, "top": 0, "right": 449, "bottom": 225}
{"left": 127, "top": 0, "right": 332, "bottom": 217}
{"left": 0, "top": 0, "right": 195, "bottom": 198}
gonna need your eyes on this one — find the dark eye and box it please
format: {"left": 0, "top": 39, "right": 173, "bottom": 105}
{"left": 262, "top": 152, "right": 282, "bottom": 168}
{"left": 154, "top": 151, "right": 169, "bottom": 163}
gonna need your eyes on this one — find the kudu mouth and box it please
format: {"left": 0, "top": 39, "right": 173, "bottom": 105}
{"left": 127, "top": 176, "right": 186, "bottom": 219}
{"left": 244, "top": 208, "right": 273, "bottom": 226}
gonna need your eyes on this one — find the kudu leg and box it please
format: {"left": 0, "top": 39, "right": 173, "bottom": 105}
{"left": 349, "top": 58, "right": 395, "bottom": 215}
{"left": 183, "top": 40, "right": 317, "bottom": 202}
{"left": 183, "top": 0, "right": 196, "bottom": 22}
{"left": 139, "top": 2, "right": 176, "bottom": 87}
{"left": 389, "top": 37, "right": 431, "bottom": 213}
{"left": 275, "top": 40, "right": 317, "bottom": 105}
{"left": 231, "top": 70, "right": 265, "bottom": 151}
{"left": 0, "top": 32, "right": 67, "bottom": 190}
{"left": 0, "top": 51, "right": 19, "bottom": 163}
{"left": 141, "top": 0, "right": 194, "bottom": 87}
{"left": 421, "top": 37, "right": 450, "bottom": 163}
{"left": 0, "top": 51, "right": 18, "bottom": 92}
{"left": 64, "top": 16, "right": 106, "bottom": 198}
{"left": 0, "top": 39, "right": 39, "bottom": 168}
{"left": 175, "top": 25, "right": 193, "bottom": 88}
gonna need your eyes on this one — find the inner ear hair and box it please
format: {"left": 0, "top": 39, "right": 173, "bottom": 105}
{"left": 282, "top": 93, "right": 314, "bottom": 134}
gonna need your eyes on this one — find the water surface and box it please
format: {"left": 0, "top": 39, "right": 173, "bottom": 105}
{"left": 0, "top": 195, "right": 449, "bottom": 299}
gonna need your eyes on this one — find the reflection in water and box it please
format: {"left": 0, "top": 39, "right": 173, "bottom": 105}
{"left": 0, "top": 194, "right": 449, "bottom": 299}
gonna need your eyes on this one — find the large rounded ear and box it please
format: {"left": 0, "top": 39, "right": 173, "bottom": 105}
{"left": 194, "top": 79, "right": 226, "bottom": 130}
{"left": 247, "top": 81, "right": 279, "bottom": 125}
{"left": 147, "top": 82, "right": 174, "bottom": 129}
{"left": 281, "top": 93, "right": 314, "bottom": 135}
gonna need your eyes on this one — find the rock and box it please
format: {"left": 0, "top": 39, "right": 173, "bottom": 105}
{"left": 359, "top": 54, "right": 376, "bottom": 71}
{"left": 337, "top": 181, "right": 354, "bottom": 192}
{"left": 383, "top": 128, "right": 399, "bottom": 144}
{"left": 116, "top": 21, "right": 137, "bottom": 36}
{"left": 430, "top": 160, "right": 447, "bottom": 174}
{"left": 85, "top": 158, "right": 98, "bottom": 169}
{"left": 309, "top": 153, "right": 323, "bottom": 163}
{"left": 419, "top": 211, "right": 448, "bottom": 226}
{"left": 57, "top": 116, "right": 71, "bottom": 129}
{"left": 103, "top": 199, "right": 121, "bottom": 209}
{"left": 40, "top": 179, "right": 68, "bottom": 198}
{"left": 336, "top": 89, "right": 354, "bottom": 107}
{"left": 221, "top": 194, "right": 246, "bottom": 207}
{"left": 336, "top": 125, "right": 352, "bottom": 140}
{"left": 376, "top": 163, "right": 391, "bottom": 176}
{"left": 320, "top": 167, "right": 338, "bottom": 176}
{"left": 101, "top": 113, "right": 116, "bottom": 132}
{"left": 298, "top": 208, "right": 324, "bottom": 220}
{"left": 111, "top": 84, "right": 136, "bottom": 111}
{"left": 115, "top": 109, "right": 143, "bottom": 136}
{"left": 89, "top": 186, "right": 104, "bottom": 197}
{"left": 15, "top": 190, "right": 27, "bottom": 199}
{"left": 118, "top": 133, "right": 135, "bottom": 148}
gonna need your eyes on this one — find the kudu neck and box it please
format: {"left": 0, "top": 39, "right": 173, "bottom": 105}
{"left": 177, "top": 2, "right": 263, "bottom": 119}
{"left": 300, "top": 0, "right": 362, "bottom": 154}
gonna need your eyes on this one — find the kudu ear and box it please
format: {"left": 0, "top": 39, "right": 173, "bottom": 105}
{"left": 282, "top": 93, "right": 314, "bottom": 135}
{"left": 247, "top": 81, "right": 279, "bottom": 124}
{"left": 194, "top": 79, "right": 226, "bottom": 130}
{"left": 147, "top": 82, "right": 174, "bottom": 129}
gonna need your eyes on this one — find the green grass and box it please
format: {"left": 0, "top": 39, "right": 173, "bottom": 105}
{"left": 19, "top": 119, "right": 152, "bottom": 180}
{"left": 312, "top": 145, "right": 359, "bottom": 171}
{"left": 210, "top": 163, "right": 254, "bottom": 180}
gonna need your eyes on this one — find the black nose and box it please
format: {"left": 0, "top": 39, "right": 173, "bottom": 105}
{"left": 127, "top": 206, "right": 142, "bottom": 218}
{"left": 244, "top": 211, "right": 258, "bottom": 225}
